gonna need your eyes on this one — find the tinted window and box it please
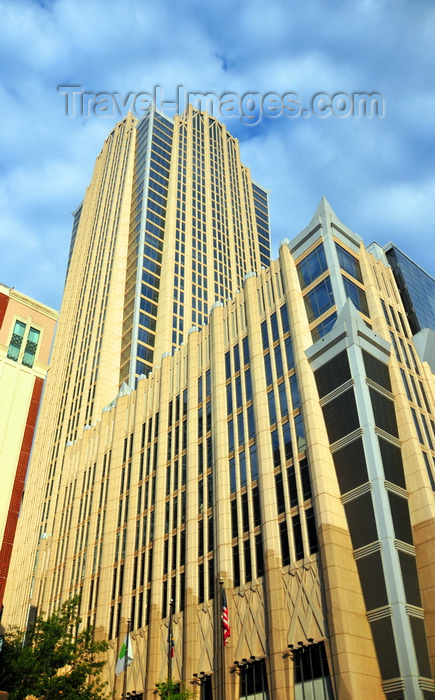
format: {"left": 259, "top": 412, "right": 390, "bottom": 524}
{"left": 315, "top": 350, "right": 351, "bottom": 398}
{"left": 333, "top": 438, "right": 368, "bottom": 494}
{"left": 336, "top": 243, "right": 363, "bottom": 282}
{"left": 297, "top": 243, "right": 327, "bottom": 288}
{"left": 363, "top": 351, "right": 392, "bottom": 391}
{"left": 378, "top": 438, "right": 406, "bottom": 488}
{"left": 343, "top": 492, "right": 378, "bottom": 549}
{"left": 322, "top": 389, "right": 360, "bottom": 443}
{"left": 370, "top": 389, "right": 398, "bottom": 437}
{"left": 388, "top": 491, "right": 413, "bottom": 544}
{"left": 304, "top": 277, "right": 334, "bottom": 322}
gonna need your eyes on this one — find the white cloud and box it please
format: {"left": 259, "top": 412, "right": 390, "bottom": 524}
{"left": 0, "top": 0, "right": 434, "bottom": 308}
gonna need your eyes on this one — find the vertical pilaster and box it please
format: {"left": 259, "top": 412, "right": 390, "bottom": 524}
{"left": 183, "top": 329, "right": 200, "bottom": 684}
{"left": 243, "top": 274, "right": 289, "bottom": 700}
{"left": 279, "top": 242, "right": 383, "bottom": 700}
{"left": 361, "top": 246, "right": 435, "bottom": 680}
{"left": 145, "top": 362, "right": 170, "bottom": 696}
{"left": 209, "top": 303, "right": 232, "bottom": 700}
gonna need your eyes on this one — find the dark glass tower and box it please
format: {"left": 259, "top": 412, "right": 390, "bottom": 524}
{"left": 384, "top": 243, "right": 435, "bottom": 334}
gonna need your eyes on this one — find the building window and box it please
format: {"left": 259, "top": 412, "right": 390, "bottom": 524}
{"left": 274, "top": 344, "right": 283, "bottom": 378}
{"left": 332, "top": 438, "right": 368, "bottom": 494}
{"left": 261, "top": 321, "right": 269, "bottom": 350}
{"left": 342, "top": 276, "right": 369, "bottom": 316}
{"left": 275, "top": 472, "right": 285, "bottom": 514}
{"left": 343, "top": 492, "right": 378, "bottom": 550}
{"left": 270, "top": 312, "right": 279, "bottom": 341}
{"left": 7, "top": 320, "right": 26, "bottom": 361}
{"left": 233, "top": 544, "right": 240, "bottom": 587}
{"left": 305, "top": 507, "right": 319, "bottom": 554}
{"left": 336, "top": 243, "right": 363, "bottom": 282}
{"left": 268, "top": 390, "right": 276, "bottom": 425}
{"left": 297, "top": 243, "right": 327, "bottom": 289}
{"left": 285, "top": 335, "right": 294, "bottom": 369}
{"left": 388, "top": 491, "right": 413, "bottom": 545}
{"left": 238, "top": 658, "right": 269, "bottom": 700}
{"left": 280, "top": 303, "right": 290, "bottom": 334}
{"left": 243, "top": 539, "right": 252, "bottom": 582}
{"left": 311, "top": 312, "right": 337, "bottom": 342}
{"left": 279, "top": 520, "right": 290, "bottom": 566}
{"left": 314, "top": 350, "right": 351, "bottom": 399}
{"left": 322, "top": 389, "right": 359, "bottom": 444}
{"left": 264, "top": 353, "right": 272, "bottom": 385}
{"left": 304, "top": 278, "right": 334, "bottom": 322}
{"left": 293, "top": 642, "right": 334, "bottom": 700}
{"left": 292, "top": 513, "right": 304, "bottom": 560}
{"left": 255, "top": 533, "right": 264, "bottom": 577}
{"left": 369, "top": 388, "right": 399, "bottom": 438}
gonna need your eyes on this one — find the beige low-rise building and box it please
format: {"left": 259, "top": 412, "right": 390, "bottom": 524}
{"left": 0, "top": 283, "right": 57, "bottom": 607}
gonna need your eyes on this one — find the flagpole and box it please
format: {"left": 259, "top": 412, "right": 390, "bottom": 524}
{"left": 219, "top": 580, "right": 226, "bottom": 700}
{"left": 221, "top": 581, "right": 225, "bottom": 700}
{"left": 168, "top": 598, "right": 174, "bottom": 694}
{"left": 123, "top": 618, "right": 130, "bottom": 700}
{"left": 113, "top": 642, "right": 117, "bottom": 700}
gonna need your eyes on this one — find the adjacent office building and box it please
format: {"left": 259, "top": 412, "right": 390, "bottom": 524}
{"left": 384, "top": 244, "right": 435, "bottom": 336}
{"left": 0, "top": 283, "right": 57, "bottom": 609}
{"left": 382, "top": 244, "right": 435, "bottom": 379}
{"left": 3, "top": 110, "right": 435, "bottom": 700}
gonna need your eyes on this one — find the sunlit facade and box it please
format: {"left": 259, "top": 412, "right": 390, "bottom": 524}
{"left": 3, "top": 116, "right": 435, "bottom": 700}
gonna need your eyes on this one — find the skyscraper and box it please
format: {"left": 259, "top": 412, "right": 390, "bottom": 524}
{"left": 3, "top": 115, "right": 435, "bottom": 700}
{"left": 0, "top": 282, "right": 57, "bottom": 608}
{"left": 2, "top": 105, "right": 270, "bottom": 649}
{"left": 383, "top": 243, "right": 435, "bottom": 335}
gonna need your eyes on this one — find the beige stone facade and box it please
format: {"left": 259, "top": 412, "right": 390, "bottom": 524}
{"left": 3, "top": 114, "right": 435, "bottom": 700}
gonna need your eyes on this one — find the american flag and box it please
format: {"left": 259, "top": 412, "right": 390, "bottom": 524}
{"left": 221, "top": 586, "right": 230, "bottom": 646}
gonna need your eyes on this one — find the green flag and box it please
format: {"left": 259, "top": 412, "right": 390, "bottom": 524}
{"left": 115, "top": 632, "right": 133, "bottom": 675}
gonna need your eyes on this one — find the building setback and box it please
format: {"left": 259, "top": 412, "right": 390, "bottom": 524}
{"left": 0, "top": 283, "right": 57, "bottom": 609}
{"left": 3, "top": 112, "right": 435, "bottom": 700}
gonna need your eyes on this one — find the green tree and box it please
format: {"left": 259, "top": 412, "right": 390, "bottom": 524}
{"left": 0, "top": 597, "right": 108, "bottom": 700}
{"left": 155, "top": 679, "right": 193, "bottom": 700}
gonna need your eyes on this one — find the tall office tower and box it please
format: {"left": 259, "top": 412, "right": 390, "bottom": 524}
{"left": 0, "top": 282, "right": 57, "bottom": 608}
{"left": 383, "top": 243, "right": 435, "bottom": 335}
{"left": 60, "top": 105, "right": 270, "bottom": 439}
{"left": 3, "top": 126, "right": 435, "bottom": 700}
{"left": 3, "top": 107, "right": 270, "bottom": 633}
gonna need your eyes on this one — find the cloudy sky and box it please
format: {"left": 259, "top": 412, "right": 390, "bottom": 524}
{"left": 1, "top": 0, "right": 434, "bottom": 311}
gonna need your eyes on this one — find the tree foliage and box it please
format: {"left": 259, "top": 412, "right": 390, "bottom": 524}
{"left": 0, "top": 597, "right": 108, "bottom": 700}
{"left": 155, "top": 679, "right": 193, "bottom": 700}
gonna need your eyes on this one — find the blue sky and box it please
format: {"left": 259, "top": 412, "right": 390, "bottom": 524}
{"left": 1, "top": 0, "right": 434, "bottom": 311}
